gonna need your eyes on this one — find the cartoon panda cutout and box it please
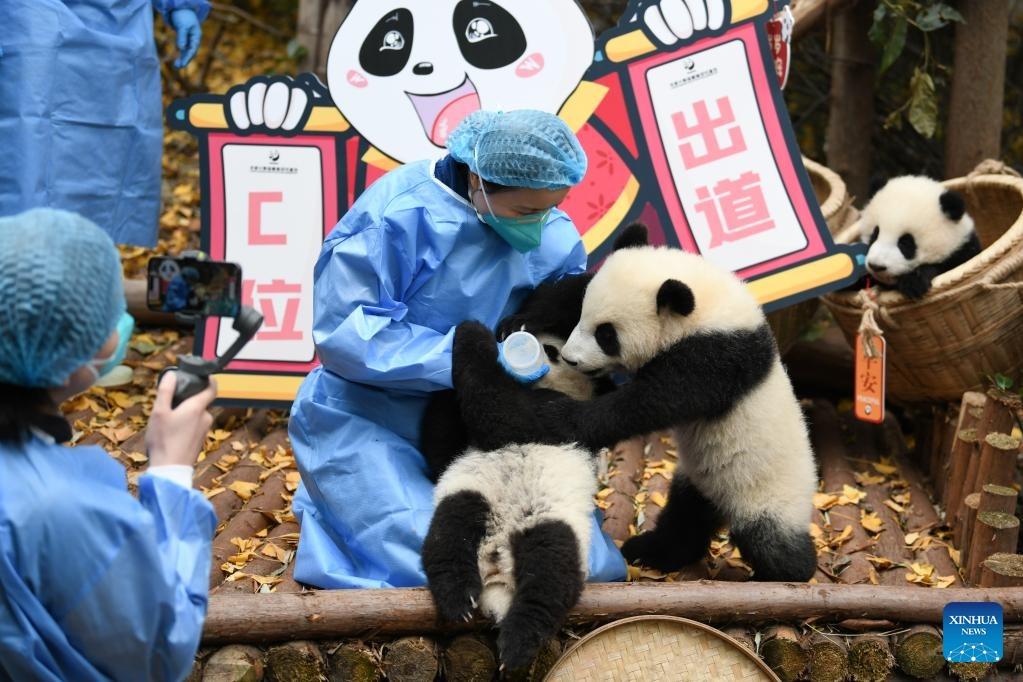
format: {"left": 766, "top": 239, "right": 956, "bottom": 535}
{"left": 226, "top": 0, "right": 726, "bottom": 164}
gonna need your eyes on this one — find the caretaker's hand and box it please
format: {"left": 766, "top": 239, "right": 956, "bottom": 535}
{"left": 146, "top": 371, "right": 217, "bottom": 468}
{"left": 170, "top": 9, "right": 202, "bottom": 69}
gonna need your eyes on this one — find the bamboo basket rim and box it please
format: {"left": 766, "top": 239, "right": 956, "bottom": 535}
{"left": 825, "top": 173, "right": 1023, "bottom": 311}
{"left": 802, "top": 155, "right": 849, "bottom": 224}
{"left": 544, "top": 615, "right": 780, "bottom": 681}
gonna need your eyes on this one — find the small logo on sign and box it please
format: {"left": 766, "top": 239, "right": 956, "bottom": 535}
{"left": 683, "top": 58, "right": 696, "bottom": 71}
{"left": 944, "top": 602, "right": 1003, "bottom": 663}
{"left": 269, "top": 149, "right": 281, "bottom": 163}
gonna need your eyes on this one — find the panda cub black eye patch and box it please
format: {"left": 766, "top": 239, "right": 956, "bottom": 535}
{"left": 869, "top": 227, "right": 879, "bottom": 245}
{"left": 543, "top": 344, "right": 560, "bottom": 362}
{"left": 897, "top": 233, "right": 917, "bottom": 260}
{"left": 595, "top": 323, "right": 621, "bottom": 357}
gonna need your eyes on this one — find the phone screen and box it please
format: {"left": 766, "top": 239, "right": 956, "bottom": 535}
{"left": 147, "top": 257, "right": 242, "bottom": 317}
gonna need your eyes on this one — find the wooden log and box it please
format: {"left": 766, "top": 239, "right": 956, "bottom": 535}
{"left": 943, "top": 393, "right": 987, "bottom": 519}
{"left": 210, "top": 429, "right": 290, "bottom": 524}
{"left": 194, "top": 410, "right": 271, "bottom": 491}
{"left": 761, "top": 626, "right": 808, "bottom": 682}
{"left": 843, "top": 417, "right": 915, "bottom": 586}
{"left": 722, "top": 625, "right": 755, "bottom": 652}
{"left": 329, "top": 643, "right": 381, "bottom": 682}
{"left": 825, "top": 0, "right": 877, "bottom": 203}
{"left": 894, "top": 625, "right": 944, "bottom": 680}
{"left": 1002, "top": 624, "right": 1023, "bottom": 665}
{"left": 967, "top": 512, "right": 1021, "bottom": 584}
{"left": 805, "top": 632, "right": 849, "bottom": 682}
{"left": 932, "top": 403, "right": 960, "bottom": 502}
{"left": 947, "top": 661, "right": 992, "bottom": 681}
{"left": 215, "top": 521, "right": 300, "bottom": 594}
{"left": 639, "top": 433, "right": 675, "bottom": 533}
{"left": 847, "top": 635, "right": 894, "bottom": 682}
{"left": 201, "top": 645, "right": 265, "bottom": 682}
{"left": 503, "top": 638, "right": 561, "bottom": 682}
{"left": 972, "top": 432, "right": 1021, "bottom": 491}
{"left": 836, "top": 619, "right": 895, "bottom": 632}
{"left": 956, "top": 493, "right": 982, "bottom": 565}
{"left": 783, "top": 326, "right": 854, "bottom": 400}
{"left": 978, "top": 484, "right": 1017, "bottom": 516}
{"left": 979, "top": 553, "right": 1023, "bottom": 587}
{"left": 601, "top": 437, "right": 643, "bottom": 544}
{"left": 895, "top": 453, "right": 962, "bottom": 584}
{"left": 125, "top": 277, "right": 179, "bottom": 327}
{"left": 265, "top": 641, "right": 326, "bottom": 682}
{"left": 442, "top": 634, "right": 497, "bottom": 682}
{"left": 210, "top": 468, "right": 291, "bottom": 588}
{"left": 201, "top": 583, "right": 1023, "bottom": 644}
{"left": 944, "top": 0, "right": 1011, "bottom": 178}
{"left": 809, "top": 402, "right": 874, "bottom": 584}
{"left": 382, "top": 637, "right": 439, "bottom": 682}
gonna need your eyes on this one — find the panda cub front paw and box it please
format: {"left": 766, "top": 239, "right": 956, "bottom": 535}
{"left": 453, "top": 321, "right": 499, "bottom": 364}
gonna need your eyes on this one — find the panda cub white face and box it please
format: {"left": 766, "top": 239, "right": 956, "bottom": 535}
{"left": 561, "top": 247, "right": 765, "bottom": 374}
{"left": 859, "top": 176, "right": 975, "bottom": 285}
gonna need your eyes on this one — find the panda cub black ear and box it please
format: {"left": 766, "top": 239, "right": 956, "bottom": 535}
{"left": 656, "top": 279, "right": 695, "bottom": 317}
{"left": 612, "top": 222, "right": 649, "bottom": 251}
{"left": 939, "top": 190, "right": 966, "bottom": 222}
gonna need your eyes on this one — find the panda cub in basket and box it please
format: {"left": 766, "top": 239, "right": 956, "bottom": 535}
{"left": 859, "top": 176, "right": 981, "bottom": 299}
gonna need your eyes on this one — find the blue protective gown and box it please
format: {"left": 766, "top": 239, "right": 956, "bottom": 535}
{"left": 0, "top": 426, "right": 216, "bottom": 681}
{"left": 289, "top": 157, "right": 627, "bottom": 589}
{"left": 0, "top": 0, "right": 210, "bottom": 246}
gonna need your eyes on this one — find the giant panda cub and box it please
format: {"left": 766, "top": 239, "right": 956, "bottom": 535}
{"left": 859, "top": 176, "right": 981, "bottom": 299}
{"left": 450, "top": 227, "right": 818, "bottom": 582}
{"left": 419, "top": 230, "right": 640, "bottom": 670}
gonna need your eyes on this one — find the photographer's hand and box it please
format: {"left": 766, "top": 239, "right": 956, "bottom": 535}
{"left": 146, "top": 371, "right": 217, "bottom": 468}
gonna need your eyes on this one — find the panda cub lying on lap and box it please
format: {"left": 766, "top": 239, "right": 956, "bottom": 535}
{"left": 451, "top": 225, "right": 818, "bottom": 583}
{"left": 859, "top": 176, "right": 981, "bottom": 299}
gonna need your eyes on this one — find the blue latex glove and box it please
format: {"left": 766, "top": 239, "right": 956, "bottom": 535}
{"left": 171, "top": 9, "right": 201, "bottom": 68}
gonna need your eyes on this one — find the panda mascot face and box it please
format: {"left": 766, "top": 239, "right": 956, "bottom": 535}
{"left": 561, "top": 247, "right": 765, "bottom": 374}
{"left": 327, "top": 0, "right": 594, "bottom": 164}
{"left": 858, "top": 176, "right": 977, "bottom": 290}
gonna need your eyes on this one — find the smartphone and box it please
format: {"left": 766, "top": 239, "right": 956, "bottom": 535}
{"left": 147, "top": 256, "right": 242, "bottom": 317}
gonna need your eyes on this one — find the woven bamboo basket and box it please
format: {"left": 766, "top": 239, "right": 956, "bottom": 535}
{"left": 545, "top": 616, "right": 779, "bottom": 682}
{"left": 821, "top": 170, "right": 1023, "bottom": 403}
{"left": 767, "top": 157, "right": 856, "bottom": 354}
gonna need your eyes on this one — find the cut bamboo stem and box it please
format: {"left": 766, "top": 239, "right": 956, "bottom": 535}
{"left": 200, "top": 583, "right": 1023, "bottom": 644}
{"left": 967, "top": 511, "right": 1021, "bottom": 584}
{"left": 973, "top": 432, "right": 1021, "bottom": 491}
{"left": 978, "top": 484, "right": 1017, "bottom": 516}
{"left": 805, "top": 632, "right": 849, "bottom": 682}
{"left": 943, "top": 392, "right": 987, "bottom": 518}
{"left": 894, "top": 625, "right": 944, "bottom": 680}
{"left": 979, "top": 553, "right": 1023, "bottom": 587}
{"left": 847, "top": 634, "right": 894, "bottom": 682}
{"left": 956, "top": 493, "right": 981, "bottom": 567}
{"left": 761, "top": 625, "right": 807, "bottom": 682}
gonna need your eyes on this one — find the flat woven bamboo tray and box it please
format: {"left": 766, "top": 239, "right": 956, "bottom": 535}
{"left": 544, "top": 616, "right": 780, "bottom": 682}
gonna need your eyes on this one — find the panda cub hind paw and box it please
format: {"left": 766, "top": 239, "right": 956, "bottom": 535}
{"left": 497, "top": 624, "right": 549, "bottom": 672}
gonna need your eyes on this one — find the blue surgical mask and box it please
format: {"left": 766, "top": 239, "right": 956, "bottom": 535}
{"left": 88, "top": 312, "right": 135, "bottom": 380}
{"left": 474, "top": 184, "right": 550, "bottom": 254}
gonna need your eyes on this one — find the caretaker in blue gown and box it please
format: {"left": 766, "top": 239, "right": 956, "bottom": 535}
{"left": 0, "top": 209, "right": 218, "bottom": 680}
{"left": 289, "top": 110, "right": 627, "bottom": 589}
{"left": 0, "top": 0, "right": 209, "bottom": 246}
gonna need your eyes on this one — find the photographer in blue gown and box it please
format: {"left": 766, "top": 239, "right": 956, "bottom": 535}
{"left": 0, "top": 209, "right": 218, "bottom": 680}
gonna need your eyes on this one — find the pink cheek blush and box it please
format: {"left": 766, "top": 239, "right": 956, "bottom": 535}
{"left": 515, "top": 53, "right": 545, "bottom": 78}
{"left": 347, "top": 70, "right": 368, "bottom": 88}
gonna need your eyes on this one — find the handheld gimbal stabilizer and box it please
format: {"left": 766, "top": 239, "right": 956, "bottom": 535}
{"left": 157, "top": 251, "right": 263, "bottom": 408}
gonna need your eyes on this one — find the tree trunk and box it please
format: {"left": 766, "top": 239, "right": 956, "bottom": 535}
{"left": 761, "top": 626, "right": 808, "bottom": 682}
{"left": 894, "top": 625, "right": 945, "bottom": 680}
{"left": 847, "top": 635, "right": 894, "bottom": 682}
{"left": 201, "top": 583, "right": 1023, "bottom": 644}
{"left": 945, "top": 0, "right": 1012, "bottom": 178}
{"left": 296, "top": 0, "right": 355, "bottom": 78}
{"left": 825, "top": 0, "right": 876, "bottom": 204}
